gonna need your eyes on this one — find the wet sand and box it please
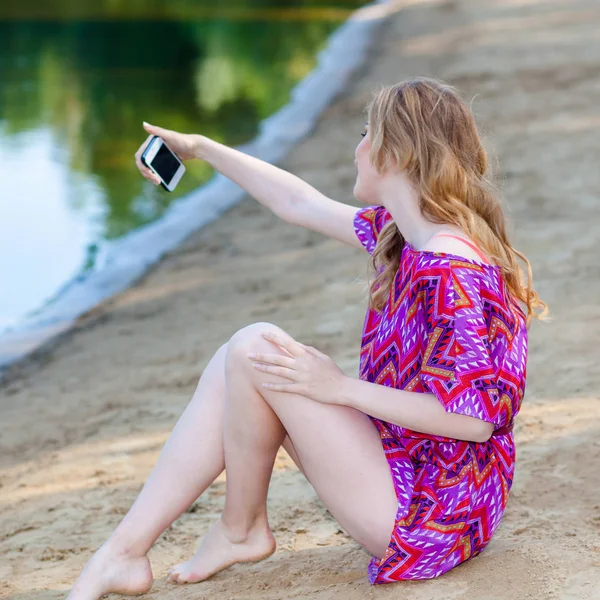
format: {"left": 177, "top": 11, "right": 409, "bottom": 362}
{"left": 1, "top": 1, "right": 600, "bottom": 599}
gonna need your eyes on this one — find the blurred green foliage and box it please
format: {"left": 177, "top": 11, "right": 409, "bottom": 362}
{"left": 0, "top": 0, "right": 363, "bottom": 238}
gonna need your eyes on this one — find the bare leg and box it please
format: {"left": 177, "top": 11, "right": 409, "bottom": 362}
{"left": 67, "top": 320, "right": 395, "bottom": 596}
{"left": 66, "top": 343, "right": 229, "bottom": 599}
{"left": 167, "top": 323, "right": 397, "bottom": 584}
{"left": 67, "top": 337, "right": 306, "bottom": 600}
{"left": 166, "top": 328, "right": 286, "bottom": 583}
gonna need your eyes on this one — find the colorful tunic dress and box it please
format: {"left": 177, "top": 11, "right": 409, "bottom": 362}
{"left": 353, "top": 205, "right": 528, "bottom": 584}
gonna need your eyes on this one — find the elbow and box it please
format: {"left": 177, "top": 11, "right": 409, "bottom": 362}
{"left": 274, "top": 189, "right": 305, "bottom": 224}
{"left": 471, "top": 421, "right": 494, "bottom": 443}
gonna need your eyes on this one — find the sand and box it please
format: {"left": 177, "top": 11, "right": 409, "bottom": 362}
{"left": 2, "top": 0, "right": 600, "bottom": 598}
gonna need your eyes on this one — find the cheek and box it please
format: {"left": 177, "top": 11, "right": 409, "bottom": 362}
{"left": 356, "top": 135, "right": 370, "bottom": 158}
{"left": 356, "top": 141, "right": 378, "bottom": 182}
{"left": 355, "top": 139, "right": 370, "bottom": 173}
{"left": 354, "top": 140, "right": 379, "bottom": 201}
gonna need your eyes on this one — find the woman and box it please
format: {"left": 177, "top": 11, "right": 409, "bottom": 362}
{"left": 67, "top": 77, "right": 546, "bottom": 598}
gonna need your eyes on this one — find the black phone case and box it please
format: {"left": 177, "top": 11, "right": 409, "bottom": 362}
{"left": 141, "top": 135, "right": 176, "bottom": 192}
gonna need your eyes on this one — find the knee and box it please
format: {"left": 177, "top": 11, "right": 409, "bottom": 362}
{"left": 227, "top": 322, "right": 283, "bottom": 361}
{"left": 214, "top": 342, "right": 229, "bottom": 362}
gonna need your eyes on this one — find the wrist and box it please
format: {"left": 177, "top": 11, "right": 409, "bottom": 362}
{"left": 337, "top": 375, "right": 359, "bottom": 409}
{"left": 192, "top": 134, "right": 212, "bottom": 161}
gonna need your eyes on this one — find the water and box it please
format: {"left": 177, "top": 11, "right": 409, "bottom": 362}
{"left": 0, "top": 1, "right": 366, "bottom": 335}
{"left": 0, "top": 0, "right": 395, "bottom": 370}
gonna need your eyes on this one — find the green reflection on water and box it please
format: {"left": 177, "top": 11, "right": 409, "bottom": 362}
{"left": 0, "top": 0, "right": 363, "bottom": 241}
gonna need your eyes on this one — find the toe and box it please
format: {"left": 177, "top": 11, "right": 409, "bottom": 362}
{"left": 166, "top": 567, "right": 180, "bottom": 584}
{"left": 169, "top": 565, "right": 183, "bottom": 579}
{"left": 177, "top": 566, "right": 194, "bottom": 584}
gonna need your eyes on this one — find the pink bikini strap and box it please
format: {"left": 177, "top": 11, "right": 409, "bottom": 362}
{"left": 430, "top": 234, "right": 490, "bottom": 264}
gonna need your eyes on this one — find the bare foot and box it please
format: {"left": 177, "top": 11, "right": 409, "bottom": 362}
{"left": 66, "top": 541, "right": 153, "bottom": 600}
{"left": 167, "top": 518, "right": 276, "bottom": 584}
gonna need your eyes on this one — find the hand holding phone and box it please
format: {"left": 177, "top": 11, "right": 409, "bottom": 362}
{"left": 135, "top": 122, "right": 198, "bottom": 191}
{"left": 140, "top": 135, "right": 185, "bottom": 192}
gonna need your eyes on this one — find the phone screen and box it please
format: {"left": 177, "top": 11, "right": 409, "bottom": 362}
{"left": 151, "top": 143, "right": 181, "bottom": 184}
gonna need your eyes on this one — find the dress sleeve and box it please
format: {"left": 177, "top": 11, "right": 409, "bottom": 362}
{"left": 419, "top": 263, "right": 502, "bottom": 426}
{"left": 353, "top": 205, "right": 393, "bottom": 254}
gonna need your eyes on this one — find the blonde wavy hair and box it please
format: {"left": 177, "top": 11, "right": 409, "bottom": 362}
{"left": 365, "top": 77, "right": 548, "bottom": 327}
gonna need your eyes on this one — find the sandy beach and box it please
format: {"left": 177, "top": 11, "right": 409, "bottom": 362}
{"left": 2, "top": 0, "right": 600, "bottom": 598}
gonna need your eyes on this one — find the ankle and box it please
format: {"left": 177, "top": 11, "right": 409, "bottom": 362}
{"left": 220, "top": 514, "right": 270, "bottom": 544}
{"left": 103, "top": 534, "right": 148, "bottom": 560}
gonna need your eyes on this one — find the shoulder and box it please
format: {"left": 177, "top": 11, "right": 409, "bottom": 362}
{"left": 355, "top": 205, "right": 393, "bottom": 231}
{"left": 354, "top": 206, "right": 394, "bottom": 254}
{"left": 410, "top": 252, "right": 496, "bottom": 309}
{"left": 421, "top": 235, "right": 487, "bottom": 264}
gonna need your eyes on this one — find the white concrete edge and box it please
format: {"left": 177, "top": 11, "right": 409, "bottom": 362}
{"left": 0, "top": 0, "right": 401, "bottom": 375}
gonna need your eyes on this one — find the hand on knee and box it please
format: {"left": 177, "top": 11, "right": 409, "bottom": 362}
{"left": 227, "top": 322, "right": 284, "bottom": 360}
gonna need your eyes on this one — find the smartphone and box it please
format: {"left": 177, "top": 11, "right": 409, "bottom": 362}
{"left": 141, "top": 135, "right": 186, "bottom": 192}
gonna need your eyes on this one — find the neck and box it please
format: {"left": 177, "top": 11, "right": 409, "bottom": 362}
{"left": 377, "top": 174, "right": 442, "bottom": 250}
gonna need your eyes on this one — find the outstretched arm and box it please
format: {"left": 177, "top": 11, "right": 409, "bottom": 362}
{"left": 137, "top": 123, "right": 363, "bottom": 250}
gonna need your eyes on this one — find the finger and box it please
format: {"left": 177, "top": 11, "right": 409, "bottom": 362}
{"left": 134, "top": 148, "right": 161, "bottom": 184}
{"left": 134, "top": 134, "right": 154, "bottom": 160}
{"left": 143, "top": 121, "right": 172, "bottom": 140}
{"left": 135, "top": 158, "right": 160, "bottom": 185}
{"left": 248, "top": 352, "right": 295, "bottom": 368}
{"left": 252, "top": 363, "right": 296, "bottom": 379}
{"left": 134, "top": 155, "right": 152, "bottom": 177}
{"left": 262, "top": 381, "right": 299, "bottom": 392}
{"left": 134, "top": 141, "right": 151, "bottom": 171}
{"left": 300, "top": 343, "right": 323, "bottom": 358}
{"left": 146, "top": 170, "right": 161, "bottom": 184}
{"left": 146, "top": 170, "right": 161, "bottom": 185}
{"left": 261, "top": 331, "right": 304, "bottom": 357}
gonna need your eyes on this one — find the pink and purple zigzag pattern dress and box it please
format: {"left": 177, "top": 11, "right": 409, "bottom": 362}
{"left": 353, "top": 205, "right": 528, "bottom": 585}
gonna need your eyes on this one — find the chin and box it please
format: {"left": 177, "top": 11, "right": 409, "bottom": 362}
{"left": 353, "top": 180, "right": 365, "bottom": 203}
{"left": 353, "top": 182, "right": 374, "bottom": 205}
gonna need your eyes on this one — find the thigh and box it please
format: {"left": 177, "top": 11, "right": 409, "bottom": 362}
{"left": 229, "top": 322, "right": 398, "bottom": 559}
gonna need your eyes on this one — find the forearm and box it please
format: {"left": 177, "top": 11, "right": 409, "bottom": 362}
{"left": 193, "top": 135, "right": 319, "bottom": 218}
{"left": 338, "top": 376, "right": 493, "bottom": 443}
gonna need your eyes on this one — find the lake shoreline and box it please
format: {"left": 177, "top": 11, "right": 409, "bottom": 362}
{"left": 2, "top": 1, "right": 600, "bottom": 599}
{"left": 0, "top": 0, "right": 393, "bottom": 374}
